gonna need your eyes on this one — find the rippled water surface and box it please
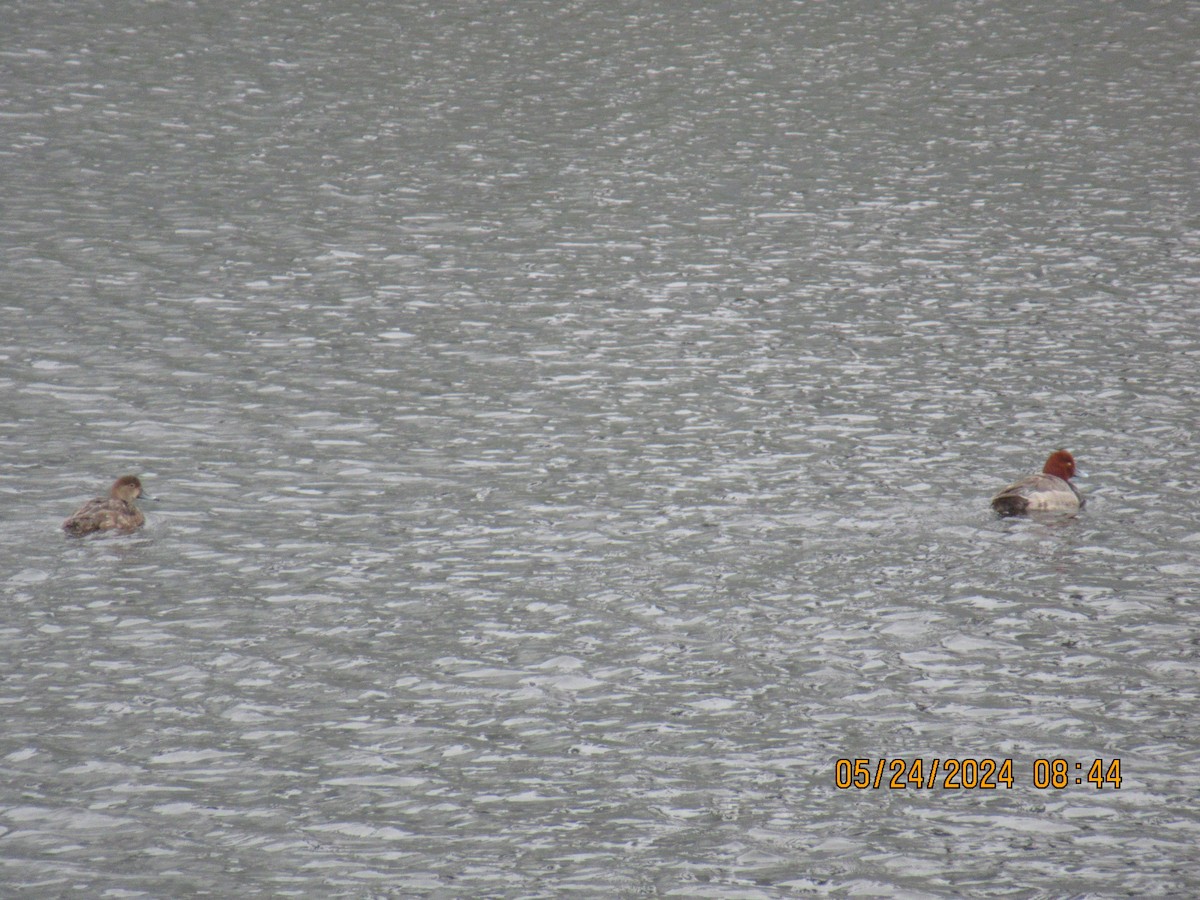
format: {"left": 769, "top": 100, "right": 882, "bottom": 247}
{"left": 3, "top": 0, "right": 1199, "bottom": 896}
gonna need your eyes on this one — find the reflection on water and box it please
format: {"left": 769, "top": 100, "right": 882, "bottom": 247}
{"left": 2, "top": 0, "right": 1199, "bottom": 895}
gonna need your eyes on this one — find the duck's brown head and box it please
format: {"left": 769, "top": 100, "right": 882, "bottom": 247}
{"left": 110, "top": 475, "right": 145, "bottom": 502}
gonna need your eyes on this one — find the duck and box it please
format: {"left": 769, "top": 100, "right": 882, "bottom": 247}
{"left": 63, "top": 475, "right": 151, "bottom": 535}
{"left": 991, "top": 450, "right": 1083, "bottom": 516}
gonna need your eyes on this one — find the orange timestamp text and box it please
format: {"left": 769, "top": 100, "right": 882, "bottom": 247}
{"left": 834, "top": 757, "right": 1121, "bottom": 790}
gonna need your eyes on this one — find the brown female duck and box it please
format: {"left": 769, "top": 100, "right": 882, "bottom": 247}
{"left": 63, "top": 475, "right": 151, "bottom": 535}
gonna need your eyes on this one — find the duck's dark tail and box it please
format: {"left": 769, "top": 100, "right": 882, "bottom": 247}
{"left": 991, "top": 494, "right": 1028, "bottom": 517}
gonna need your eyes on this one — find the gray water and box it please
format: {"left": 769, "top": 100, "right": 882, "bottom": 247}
{"left": 3, "top": 0, "right": 1199, "bottom": 896}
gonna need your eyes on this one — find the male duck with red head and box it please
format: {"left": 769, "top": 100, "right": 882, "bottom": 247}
{"left": 991, "top": 450, "right": 1083, "bottom": 516}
